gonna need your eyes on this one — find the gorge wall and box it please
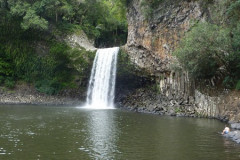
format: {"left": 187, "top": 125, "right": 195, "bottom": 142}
{"left": 122, "top": 0, "right": 240, "bottom": 123}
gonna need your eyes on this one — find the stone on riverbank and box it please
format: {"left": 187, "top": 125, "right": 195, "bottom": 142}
{"left": 224, "top": 130, "right": 240, "bottom": 144}
{"left": 0, "top": 84, "right": 84, "bottom": 106}
{"left": 231, "top": 123, "right": 240, "bottom": 130}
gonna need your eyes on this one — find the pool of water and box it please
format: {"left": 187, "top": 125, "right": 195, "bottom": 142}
{"left": 0, "top": 105, "right": 240, "bottom": 160}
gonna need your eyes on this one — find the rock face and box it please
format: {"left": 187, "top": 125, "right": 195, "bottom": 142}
{"left": 125, "top": 0, "right": 204, "bottom": 75}
{"left": 121, "top": 0, "right": 240, "bottom": 123}
{"left": 66, "top": 31, "right": 96, "bottom": 51}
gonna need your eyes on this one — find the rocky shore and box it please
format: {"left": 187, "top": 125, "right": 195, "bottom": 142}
{"left": 224, "top": 123, "right": 240, "bottom": 144}
{"left": 116, "top": 85, "right": 240, "bottom": 144}
{"left": 0, "top": 84, "right": 84, "bottom": 106}
{"left": 1, "top": 83, "right": 240, "bottom": 144}
{"left": 116, "top": 87, "right": 199, "bottom": 118}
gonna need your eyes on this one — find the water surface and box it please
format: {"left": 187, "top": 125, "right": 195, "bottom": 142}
{"left": 0, "top": 105, "right": 240, "bottom": 160}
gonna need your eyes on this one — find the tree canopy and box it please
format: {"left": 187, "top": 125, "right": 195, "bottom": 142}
{"left": 0, "top": 0, "right": 128, "bottom": 93}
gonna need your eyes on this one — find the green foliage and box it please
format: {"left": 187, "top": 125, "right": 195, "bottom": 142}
{"left": 69, "top": 47, "right": 95, "bottom": 78}
{"left": 175, "top": 107, "right": 182, "bottom": 113}
{"left": 0, "top": 58, "right": 14, "bottom": 77}
{"left": 140, "top": 0, "right": 164, "bottom": 19}
{"left": 90, "top": 0, "right": 128, "bottom": 46}
{"left": 35, "top": 79, "right": 63, "bottom": 95}
{"left": 223, "top": 76, "right": 235, "bottom": 89}
{"left": 117, "top": 48, "right": 137, "bottom": 77}
{"left": 21, "top": 9, "right": 48, "bottom": 30}
{"left": 1, "top": 0, "right": 127, "bottom": 46}
{"left": 151, "top": 82, "right": 161, "bottom": 93}
{"left": 0, "top": 17, "right": 91, "bottom": 94}
{"left": 4, "top": 77, "right": 15, "bottom": 89}
{"left": 0, "top": 76, "right": 4, "bottom": 84}
{"left": 10, "top": 1, "right": 48, "bottom": 30}
{"left": 174, "top": 16, "right": 240, "bottom": 89}
{"left": 236, "top": 80, "right": 240, "bottom": 90}
{"left": 232, "top": 23, "right": 240, "bottom": 52}
{"left": 227, "top": 0, "right": 240, "bottom": 21}
{"left": 0, "top": 0, "right": 127, "bottom": 93}
{"left": 174, "top": 22, "right": 232, "bottom": 79}
{"left": 82, "top": 23, "right": 101, "bottom": 39}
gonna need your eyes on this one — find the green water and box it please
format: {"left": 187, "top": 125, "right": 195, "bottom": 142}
{"left": 0, "top": 105, "right": 240, "bottom": 160}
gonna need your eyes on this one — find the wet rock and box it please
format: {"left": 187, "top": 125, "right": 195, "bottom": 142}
{"left": 231, "top": 123, "right": 240, "bottom": 130}
{"left": 224, "top": 130, "right": 240, "bottom": 144}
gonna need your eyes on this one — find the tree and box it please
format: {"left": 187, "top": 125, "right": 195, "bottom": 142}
{"left": 174, "top": 22, "right": 232, "bottom": 79}
{"left": 10, "top": 1, "right": 48, "bottom": 30}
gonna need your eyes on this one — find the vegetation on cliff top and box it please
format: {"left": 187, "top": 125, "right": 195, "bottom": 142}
{"left": 0, "top": 0, "right": 128, "bottom": 94}
{"left": 174, "top": 0, "right": 240, "bottom": 90}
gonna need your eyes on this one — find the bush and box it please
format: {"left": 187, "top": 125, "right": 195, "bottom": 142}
{"left": 236, "top": 80, "right": 240, "bottom": 90}
{"left": 223, "top": 76, "right": 235, "bottom": 89}
{"left": 35, "top": 79, "right": 63, "bottom": 95}
{"left": 0, "top": 76, "right": 4, "bottom": 84}
{"left": 4, "top": 78, "right": 15, "bottom": 89}
{"left": 174, "top": 22, "right": 232, "bottom": 79}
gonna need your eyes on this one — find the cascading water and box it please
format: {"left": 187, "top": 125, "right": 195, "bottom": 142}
{"left": 85, "top": 47, "right": 119, "bottom": 109}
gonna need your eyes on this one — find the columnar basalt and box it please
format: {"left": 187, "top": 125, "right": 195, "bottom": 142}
{"left": 122, "top": 0, "right": 240, "bottom": 123}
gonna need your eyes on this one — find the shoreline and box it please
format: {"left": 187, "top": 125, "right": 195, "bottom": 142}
{"left": 1, "top": 83, "right": 239, "bottom": 145}
{"left": 0, "top": 100, "right": 239, "bottom": 144}
{"left": 117, "top": 104, "right": 240, "bottom": 145}
{"left": 0, "top": 84, "right": 85, "bottom": 106}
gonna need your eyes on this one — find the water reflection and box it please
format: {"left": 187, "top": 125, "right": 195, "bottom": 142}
{"left": 1, "top": 106, "right": 240, "bottom": 160}
{"left": 86, "top": 110, "right": 119, "bottom": 159}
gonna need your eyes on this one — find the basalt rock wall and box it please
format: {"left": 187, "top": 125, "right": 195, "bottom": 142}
{"left": 122, "top": 0, "right": 240, "bottom": 122}
{"left": 125, "top": 0, "right": 205, "bottom": 75}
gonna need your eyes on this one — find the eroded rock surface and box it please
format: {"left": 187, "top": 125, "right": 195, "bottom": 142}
{"left": 122, "top": 0, "right": 240, "bottom": 124}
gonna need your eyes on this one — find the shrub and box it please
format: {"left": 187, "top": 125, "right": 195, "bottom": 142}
{"left": 35, "top": 79, "right": 63, "bottom": 95}
{"left": 174, "top": 22, "right": 232, "bottom": 79}
{"left": 0, "top": 76, "right": 5, "bottom": 84}
{"left": 236, "top": 80, "right": 240, "bottom": 90}
{"left": 223, "top": 76, "right": 235, "bottom": 89}
{"left": 4, "top": 78, "right": 15, "bottom": 89}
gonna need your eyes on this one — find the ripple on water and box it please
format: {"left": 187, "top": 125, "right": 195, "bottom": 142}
{"left": 0, "top": 147, "right": 11, "bottom": 155}
{"left": 78, "top": 146, "right": 90, "bottom": 152}
{"left": 1, "top": 106, "right": 240, "bottom": 160}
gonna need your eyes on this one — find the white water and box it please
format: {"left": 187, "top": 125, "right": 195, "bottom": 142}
{"left": 85, "top": 47, "right": 119, "bottom": 109}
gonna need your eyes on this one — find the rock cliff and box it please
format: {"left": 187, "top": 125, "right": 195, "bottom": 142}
{"left": 125, "top": 0, "right": 205, "bottom": 75}
{"left": 122, "top": 0, "right": 240, "bottom": 123}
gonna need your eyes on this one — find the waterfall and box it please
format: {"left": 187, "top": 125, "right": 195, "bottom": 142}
{"left": 86, "top": 47, "right": 119, "bottom": 109}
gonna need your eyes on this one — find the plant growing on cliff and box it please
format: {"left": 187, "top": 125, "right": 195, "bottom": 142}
{"left": 140, "top": 0, "right": 164, "bottom": 19}
{"left": 174, "top": 20, "right": 240, "bottom": 89}
{"left": 236, "top": 80, "right": 240, "bottom": 90}
{"left": 174, "top": 22, "right": 232, "bottom": 80}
